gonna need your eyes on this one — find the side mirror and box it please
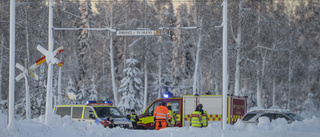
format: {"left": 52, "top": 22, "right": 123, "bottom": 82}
{"left": 89, "top": 113, "right": 95, "bottom": 119}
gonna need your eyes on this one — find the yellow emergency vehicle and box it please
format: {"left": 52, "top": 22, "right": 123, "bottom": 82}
{"left": 137, "top": 94, "right": 247, "bottom": 129}
{"left": 53, "top": 101, "right": 132, "bottom": 128}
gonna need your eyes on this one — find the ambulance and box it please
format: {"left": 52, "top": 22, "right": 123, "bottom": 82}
{"left": 53, "top": 101, "right": 132, "bottom": 128}
{"left": 137, "top": 94, "right": 247, "bottom": 129}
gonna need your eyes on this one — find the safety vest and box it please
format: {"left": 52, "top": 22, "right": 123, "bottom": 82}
{"left": 190, "top": 111, "right": 202, "bottom": 127}
{"left": 154, "top": 106, "right": 171, "bottom": 120}
{"left": 130, "top": 114, "right": 137, "bottom": 122}
{"left": 201, "top": 110, "right": 208, "bottom": 127}
{"left": 169, "top": 110, "right": 176, "bottom": 125}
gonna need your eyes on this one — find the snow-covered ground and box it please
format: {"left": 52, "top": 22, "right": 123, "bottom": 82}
{"left": 1, "top": 112, "right": 319, "bottom": 137}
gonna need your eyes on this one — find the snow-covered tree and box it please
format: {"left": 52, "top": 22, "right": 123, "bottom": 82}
{"left": 246, "top": 89, "right": 257, "bottom": 109}
{"left": 76, "top": 0, "right": 92, "bottom": 88}
{"left": 118, "top": 57, "right": 143, "bottom": 114}
{"left": 77, "top": 84, "right": 88, "bottom": 104}
{"left": 88, "top": 76, "right": 98, "bottom": 101}
{"left": 299, "top": 93, "right": 319, "bottom": 118}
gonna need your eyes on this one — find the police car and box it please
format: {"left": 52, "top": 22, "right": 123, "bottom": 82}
{"left": 53, "top": 101, "right": 132, "bottom": 128}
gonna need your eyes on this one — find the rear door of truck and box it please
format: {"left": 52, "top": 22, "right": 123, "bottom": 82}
{"left": 229, "top": 96, "right": 247, "bottom": 124}
{"left": 183, "top": 95, "right": 223, "bottom": 127}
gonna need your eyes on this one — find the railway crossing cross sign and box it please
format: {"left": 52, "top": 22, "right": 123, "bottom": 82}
{"left": 36, "top": 45, "right": 65, "bottom": 67}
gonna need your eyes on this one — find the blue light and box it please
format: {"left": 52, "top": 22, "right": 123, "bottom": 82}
{"left": 104, "top": 101, "right": 113, "bottom": 104}
{"left": 86, "top": 101, "right": 97, "bottom": 104}
{"left": 163, "top": 94, "right": 169, "bottom": 98}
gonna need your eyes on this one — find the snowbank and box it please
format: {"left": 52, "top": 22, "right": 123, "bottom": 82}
{"left": 0, "top": 111, "right": 319, "bottom": 137}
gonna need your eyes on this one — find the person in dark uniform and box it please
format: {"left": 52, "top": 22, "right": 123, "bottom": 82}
{"left": 130, "top": 109, "right": 139, "bottom": 129}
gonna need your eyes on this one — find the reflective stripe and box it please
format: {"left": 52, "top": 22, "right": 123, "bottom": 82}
{"left": 191, "top": 111, "right": 202, "bottom": 127}
{"left": 191, "top": 114, "right": 199, "bottom": 117}
{"left": 155, "top": 116, "right": 167, "bottom": 119}
{"left": 201, "top": 110, "right": 208, "bottom": 127}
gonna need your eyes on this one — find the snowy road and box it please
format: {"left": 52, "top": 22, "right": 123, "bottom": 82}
{"left": 1, "top": 113, "right": 319, "bottom": 137}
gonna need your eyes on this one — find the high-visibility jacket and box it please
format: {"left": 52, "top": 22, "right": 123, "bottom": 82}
{"left": 190, "top": 111, "right": 202, "bottom": 127}
{"left": 130, "top": 114, "right": 138, "bottom": 122}
{"left": 154, "top": 106, "right": 171, "bottom": 120}
{"left": 168, "top": 110, "right": 176, "bottom": 125}
{"left": 201, "top": 110, "right": 208, "bottom": 127}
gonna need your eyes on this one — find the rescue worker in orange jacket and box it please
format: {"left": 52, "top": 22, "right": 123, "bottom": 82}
{"left": 153, "top": 101, "right": 171, "bottom": 130}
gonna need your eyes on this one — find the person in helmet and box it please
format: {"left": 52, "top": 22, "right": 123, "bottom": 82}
{"left": 197, "top": 104, "right": 208, "bottom": 127}
{"left": 153, "top": 101, "right": 171, "bottom": 130}
{"left": 167, "top": 102, "right": 177, "bottom": 127}
{"left": 190, "top": 104, "right": 202, "bottom": 127}
{"left": 130, "top": 109, "right": 139, "bottom": 129}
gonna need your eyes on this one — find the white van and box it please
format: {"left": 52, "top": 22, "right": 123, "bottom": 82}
{"left": 53, "top": 101, "right": 132, "bottom": 128}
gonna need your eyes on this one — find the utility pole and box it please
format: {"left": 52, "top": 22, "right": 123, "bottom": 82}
{"left": 222, "top": 0, "right": 228, "bottom": 130}
{"left": 109, "top": 2, "right": 118, "bottom": 106}
{"left": 8, "top": 0, "right": 16, "bottom": 129}
{"left": 45, "top": 0, "right": 54, "bottom": 124}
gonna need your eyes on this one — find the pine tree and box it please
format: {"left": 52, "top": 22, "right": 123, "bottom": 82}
{"left": 77, "top": 84, "right": 88, "bottom": 104}
{"left": 299, "top": 93, "right": 319, "bottom": 118}
{"left": 118, "top": 57, "right": 143, "bottom": 114}
{"left": 88, "top": 76, "right": 98, "bottom": 101}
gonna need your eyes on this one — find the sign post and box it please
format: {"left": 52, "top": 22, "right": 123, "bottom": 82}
{"left": 35, "top": 44, "right": 64, "bottom": 124}
{"left": 15, "top": 59, "right": 39, "bottom": 120}
{"left": 67, "top": 92, "right": 77, "bottom": 120}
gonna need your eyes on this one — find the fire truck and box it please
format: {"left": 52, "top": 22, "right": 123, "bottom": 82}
{"left": 137, "top": 94, "right": 247, "bottom": 129}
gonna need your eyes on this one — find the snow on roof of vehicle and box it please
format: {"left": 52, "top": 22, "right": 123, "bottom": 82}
{"left": 251, "top": 109, "right": 291, "bottom": 113}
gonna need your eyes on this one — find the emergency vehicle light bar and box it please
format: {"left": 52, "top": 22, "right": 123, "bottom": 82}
{"left": 86, "top": 100, "right": 113, "bottom": 106}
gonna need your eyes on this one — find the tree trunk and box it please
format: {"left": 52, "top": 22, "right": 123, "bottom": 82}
{"left": 158, "top": 53, "right": 162, "bottom": 98}
{"left": 256, "top": 65, "right": 262, "bottom": 107}
{"left": 0, "top": 34, "right": 3, "bottom": 100}
{"left": 234, "top": 0, "right": 243, "bottom": 96}
{"left": 272, "top": 77, "right": 276, "bottom": 106}
{"left": 288, "top": 52, "right": 292, "bottom": 110}
{"left": 143, "top": 58, "right": 148, "bottom": 110}
{"left": 256, "top": 1, "right": 262, "bottom": 108}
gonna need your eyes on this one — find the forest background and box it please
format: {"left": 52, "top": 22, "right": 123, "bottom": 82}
{"left": 0, "top": 0, "right": 319, "bottom": 118}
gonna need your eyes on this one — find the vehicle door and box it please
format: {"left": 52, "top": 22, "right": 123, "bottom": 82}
{"left": 275, "top": 113, "right": 293, "bottom": 123}
{"left": 72, "top": 107, "right": 84, "bottom": 122}
{"left": 138, "top": 101, "right": 161, "bottom": 129}
{"left": 83, "top": 106, "right": 97, "bottom": 124}
{"left": 258, "top": 113, "right": 274, "bottom": 123}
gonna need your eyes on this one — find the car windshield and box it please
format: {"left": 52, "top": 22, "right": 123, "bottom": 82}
{"left": 285, "top": 113, "right": 304, "bottom": 121}
{"left": 242, "top": 113, "right": 257, "bottom": 121}
{"left": 94, "top": 107, "right": 125, "bottom": 118}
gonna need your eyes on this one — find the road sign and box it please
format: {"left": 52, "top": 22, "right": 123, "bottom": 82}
{"left": 116, "top": 30, "right": 160, "bottom": 36}
{"left": 15, "top": 63, "right": 39, "bottom": 81}
{"left": 36, "top": 45, "right": 64, "bottom": 67}
{"left": 66, "top": 92, "right": 77, "bottom": 100}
